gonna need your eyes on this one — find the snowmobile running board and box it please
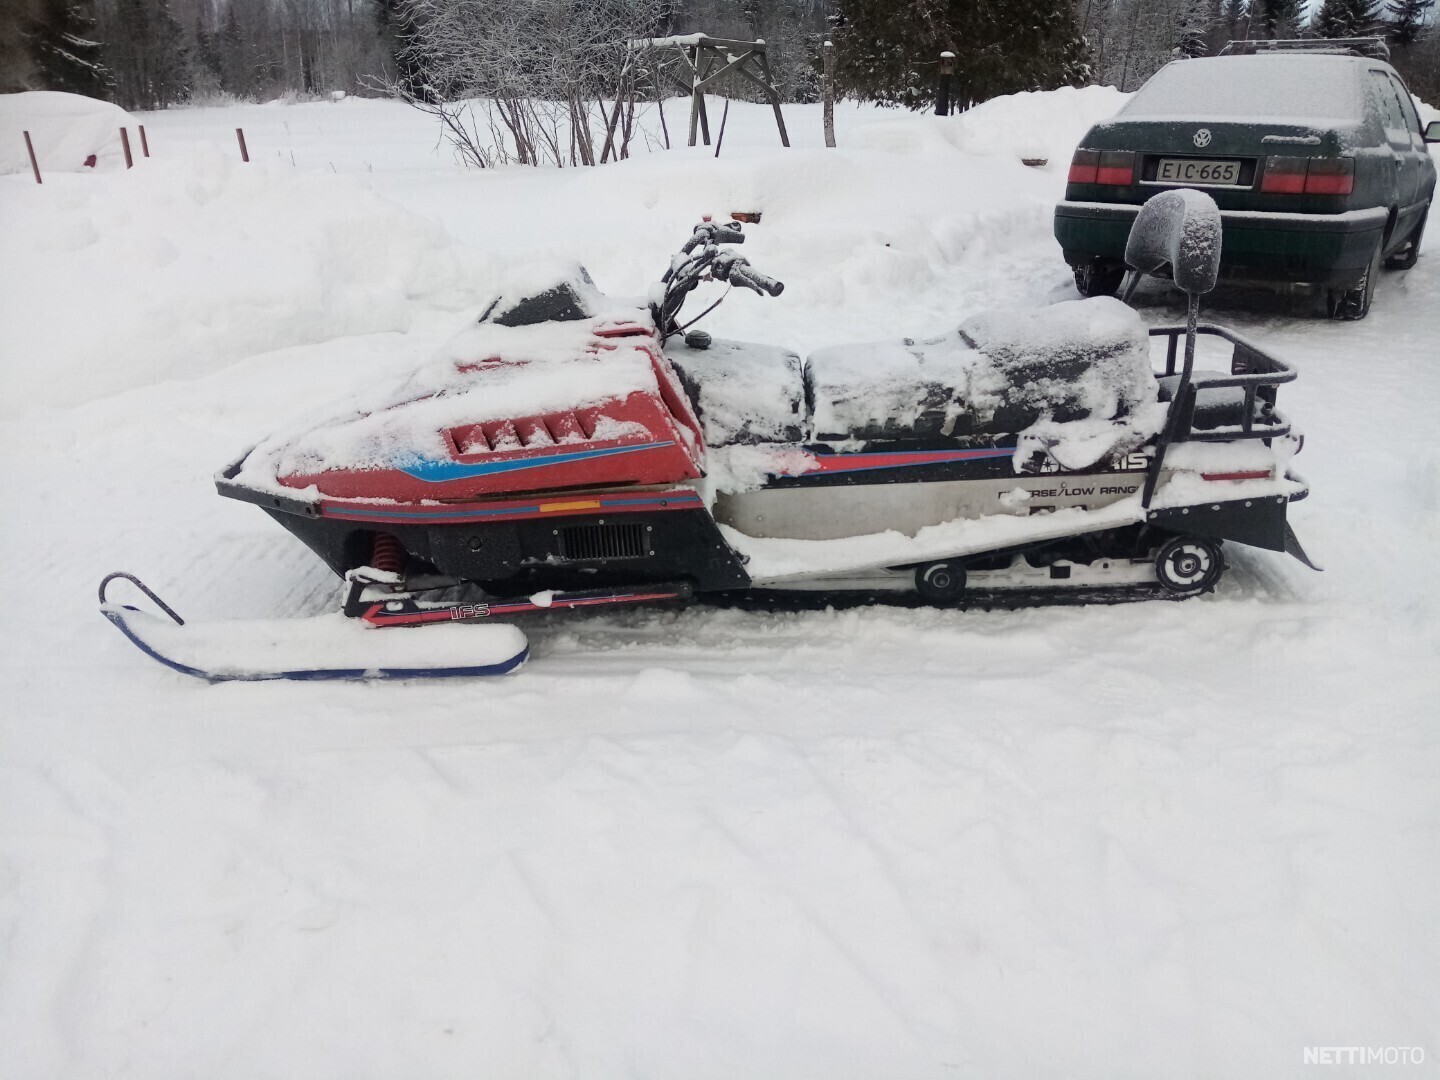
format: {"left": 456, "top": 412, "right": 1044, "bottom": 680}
{"left": 342, "top": 574, "right": 694, "bottom": 627}
{"left": 98, "top": 572, "right": 529, "bottom": 682}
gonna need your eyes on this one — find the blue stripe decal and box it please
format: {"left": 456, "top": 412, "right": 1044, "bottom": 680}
{"left": 401, "top": 441, "right": 675, "bottom": 483}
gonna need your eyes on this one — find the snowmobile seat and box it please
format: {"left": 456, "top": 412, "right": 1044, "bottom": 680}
{"left": 665, "top": 336, "right": 807, "bottom": 446}
{"left": 805, "top": 298, "right": 1156, "bottom": 444}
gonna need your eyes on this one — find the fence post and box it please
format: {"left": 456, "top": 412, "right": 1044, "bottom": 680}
{"left": 937, "top": 51, "right": 956, "bottom": 116}
{"left": 236, "top": 127, "right": 250, "bottom": 162}
{"left": 139, "top": 125, "right": 150, "bottom": 157}
{"left": 822, "top": 41, "right": 836, "bottom": 148}
{"left": 120, "top": 127, "right": 133, "bottom": 168}
{"left": 23, "top": 131, "right": 42, "bottom": 184}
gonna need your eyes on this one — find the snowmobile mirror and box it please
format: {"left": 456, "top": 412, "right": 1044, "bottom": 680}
{"left": 1124, "top": 188, "right": 1222, "bottom": 297}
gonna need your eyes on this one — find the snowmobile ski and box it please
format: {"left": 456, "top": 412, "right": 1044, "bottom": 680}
{"left": 99, "top": 573, "right": 529, "bottom": 682}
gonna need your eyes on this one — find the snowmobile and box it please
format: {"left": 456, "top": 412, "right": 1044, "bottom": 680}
{"left": 101, "top": 187, "right": 1316, "bottom": 681}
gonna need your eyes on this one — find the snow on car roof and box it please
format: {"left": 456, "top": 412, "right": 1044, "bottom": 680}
{"left": 1117, "top": 55, "right": 1368, "bottom": 125}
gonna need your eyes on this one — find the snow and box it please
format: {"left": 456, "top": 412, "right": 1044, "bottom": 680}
{"left": 1115, "top": 55, "right": 1369, "bottom": 126}
{"left": 3, "top": 87, "right": 1439, "bottom": 1078}
{"left": 234, "top": 307, "right": 662, "bottom": 492}
{"left": 664, "top": 336, "right": 806, "bottom": 446}
{"left": 809, "top": 297, "right": 1160, "bottom": 469}
{"left": 1124, "top": 187, "right": 1223, "bottom": 295}
{"left": 0, "top": 90, "right": 137, "bottom": 175}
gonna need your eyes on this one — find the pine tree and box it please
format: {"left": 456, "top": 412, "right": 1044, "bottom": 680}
{"left": 1175, "top": 0, "right": 1213, "bottom": 57}
{"left": 1315, "top": 0, "right": 1381, "bottom": 36}
{"left": 26, "top": 0, "right": 111, "bottom": 97}
{"left": 108, "top": 0, "right": 188, "bottom": 108}
{"left": 1220, "top": 0, "right": 1248, "bottom": 43}
{"left": 834, "top": 0, "right": 1090, "bottom": 110}
{"left": 1386, "top": 0, "right": 1435, "bottom": 45}
{"left": 1256, "top": 0, "right": 1301, "bottom": 35}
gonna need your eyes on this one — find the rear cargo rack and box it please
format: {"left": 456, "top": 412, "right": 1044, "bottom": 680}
{"left": 1148, "top": 324, "right": 1295, "bottom": 443}
{"left": 1218, "top": 37, "right": 1389, "bottom": 60}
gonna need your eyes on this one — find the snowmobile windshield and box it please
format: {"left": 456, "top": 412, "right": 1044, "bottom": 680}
{"left": 477, "top": 268, "right": 604, "bottom": 328}
{"left": 1119, "top": 56, "right": 1366, "bottom": 125}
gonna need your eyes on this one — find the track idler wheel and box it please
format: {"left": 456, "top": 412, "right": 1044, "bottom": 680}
{"left": 1154, "top": 535, "right": 1224, "bottom": 595}
{"left": 915, "top": 561, "right": 967, "bottom": 605}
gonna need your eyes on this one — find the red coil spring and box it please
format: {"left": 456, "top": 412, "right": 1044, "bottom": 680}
{"left": 370, "top": 532, "right": 406, "bottom": 575}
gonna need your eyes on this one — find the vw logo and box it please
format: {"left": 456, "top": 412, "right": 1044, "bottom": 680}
{"left": 1193, "top": 128, "right": 1212, "bottom": 148}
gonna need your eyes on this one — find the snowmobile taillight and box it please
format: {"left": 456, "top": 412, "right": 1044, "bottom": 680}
{"left": 1260, "top": 156, "right": 1353, "bottom": 195}
{"left": 1201, "top": 469, "right": 1272, "bottom": 482}
{"left": 1068, "top": 149, "right": 1133, "bottom": 186}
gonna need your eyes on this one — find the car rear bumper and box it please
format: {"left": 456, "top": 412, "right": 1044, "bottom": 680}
{"left": 1055, "top": 201, "right": 1388, "bottom": 286}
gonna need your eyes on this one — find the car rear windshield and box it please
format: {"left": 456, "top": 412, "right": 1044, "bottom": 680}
{"left": 1120, "top": 56, "right": 1365, "bottom": 125}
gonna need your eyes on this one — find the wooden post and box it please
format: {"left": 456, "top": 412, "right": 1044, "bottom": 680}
{"left": 120, "top": 127, "right": 134, "bottom": 168}
{"left": 23, "top": 131, "right": 42, "bottom": 184}
{"left": 236, "top": 127, "right": 250, "bottom": 162}
{"left": 754, "top": 48, "right": 790, "bottom": 148}
{"left": 822, "top": 40, "right": 836, "bottom": 148}
{"left": 937, "top": 51, "right": 956, "bottom": 116}
{"left": 713, "top": 97, "right": 731, "bottom": 158}
{"left": 139, "top": 124, "right": 150, "bottom": 157}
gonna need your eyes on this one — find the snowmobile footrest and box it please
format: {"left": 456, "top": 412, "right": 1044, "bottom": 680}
{"left": 345, "top": 579, "right": 694, "bottom": 628}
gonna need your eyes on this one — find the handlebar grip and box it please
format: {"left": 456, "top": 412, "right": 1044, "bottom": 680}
{"left": 730, "top": 265, "right": 784, "bottom": 296}
{"left": 712, "top": 222, "right": 745, "bottom": 244}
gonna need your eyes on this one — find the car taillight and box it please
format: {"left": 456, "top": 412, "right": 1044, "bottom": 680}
{"left": 1068, "top": 149, "right": 1134, "bottom": 186}
{"left": 1261, "top": 156, "right": 1354, "bottom": 196}
{"left": 1303, "top": 157, "right": 1354, "bottom": 195}
{"left": 1068, "top": 149, "right": 1098, "bottom": 184}
{"left": 1096, "top": 151, "right": 1135, "bottom": 186}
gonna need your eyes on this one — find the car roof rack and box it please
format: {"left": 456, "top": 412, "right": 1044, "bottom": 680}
{"left": 1218, "top": 37, "right": 1390, "bottom": 61}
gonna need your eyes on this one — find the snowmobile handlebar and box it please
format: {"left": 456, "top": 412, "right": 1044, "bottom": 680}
{"left": 682, "top": 220, "right": 746, "bottom": 253}
{"left": 655, "top": 222, "right": 782, "bottom": 338}
{"left": 716, "top": 257, "right": 784, "bottom": 297}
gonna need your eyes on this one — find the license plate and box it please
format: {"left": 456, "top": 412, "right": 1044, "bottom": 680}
{"left": 1156, "top": 158, "right": 1242, "bottom": 186}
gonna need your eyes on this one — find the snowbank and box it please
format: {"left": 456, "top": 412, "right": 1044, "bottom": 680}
{"left": 947, "top": 84, "right": 1128, "bottom": 170}
{"left": 0, "top": 91, "right": 137, "bottom": 175}
{"left": 0, "top": 145, "right": 492, "bottom": 416}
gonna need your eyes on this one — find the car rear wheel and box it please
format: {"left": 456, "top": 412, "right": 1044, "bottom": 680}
{"left": 1326, "top": 240, "right": 1382, "bottom": 321}
{"left": 1072, "top": 260, "right": 1126, "bottom": 299}
{"left": 1384, "top": 211, "right": 1425, "bottom": 271}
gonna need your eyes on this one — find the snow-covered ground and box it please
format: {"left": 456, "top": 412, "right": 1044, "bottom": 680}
{"left": 2, "top": 90, "right": 1437, "bottom": 1078}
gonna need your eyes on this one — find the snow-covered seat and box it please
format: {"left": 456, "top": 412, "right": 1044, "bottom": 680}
{"left": 805, "top": 297, "right": 1158, "bottom": 443}
{"left": 665, "top": 336, "right": 806, "bottom": 446}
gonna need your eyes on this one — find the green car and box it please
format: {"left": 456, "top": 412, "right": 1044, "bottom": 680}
{"left": 1054, "top": 42, "right": 1439, "bottom": 319}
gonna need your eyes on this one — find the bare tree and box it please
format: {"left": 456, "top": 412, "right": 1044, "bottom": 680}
{"left": 384, "top": 0, "right": 668, "bottom": 168}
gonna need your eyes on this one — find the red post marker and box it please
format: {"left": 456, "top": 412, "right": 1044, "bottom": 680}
{"left": 120, "top": 127, "right": 133, "bottom": 168}
{"left": 23, "top": 130, "right": 42, "bottom": 184}
{"left": 236, "top": 127, "right": 249, "bottom": 162}
{"left": 139, "top": 125, "right": 150, "bottom": 157}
